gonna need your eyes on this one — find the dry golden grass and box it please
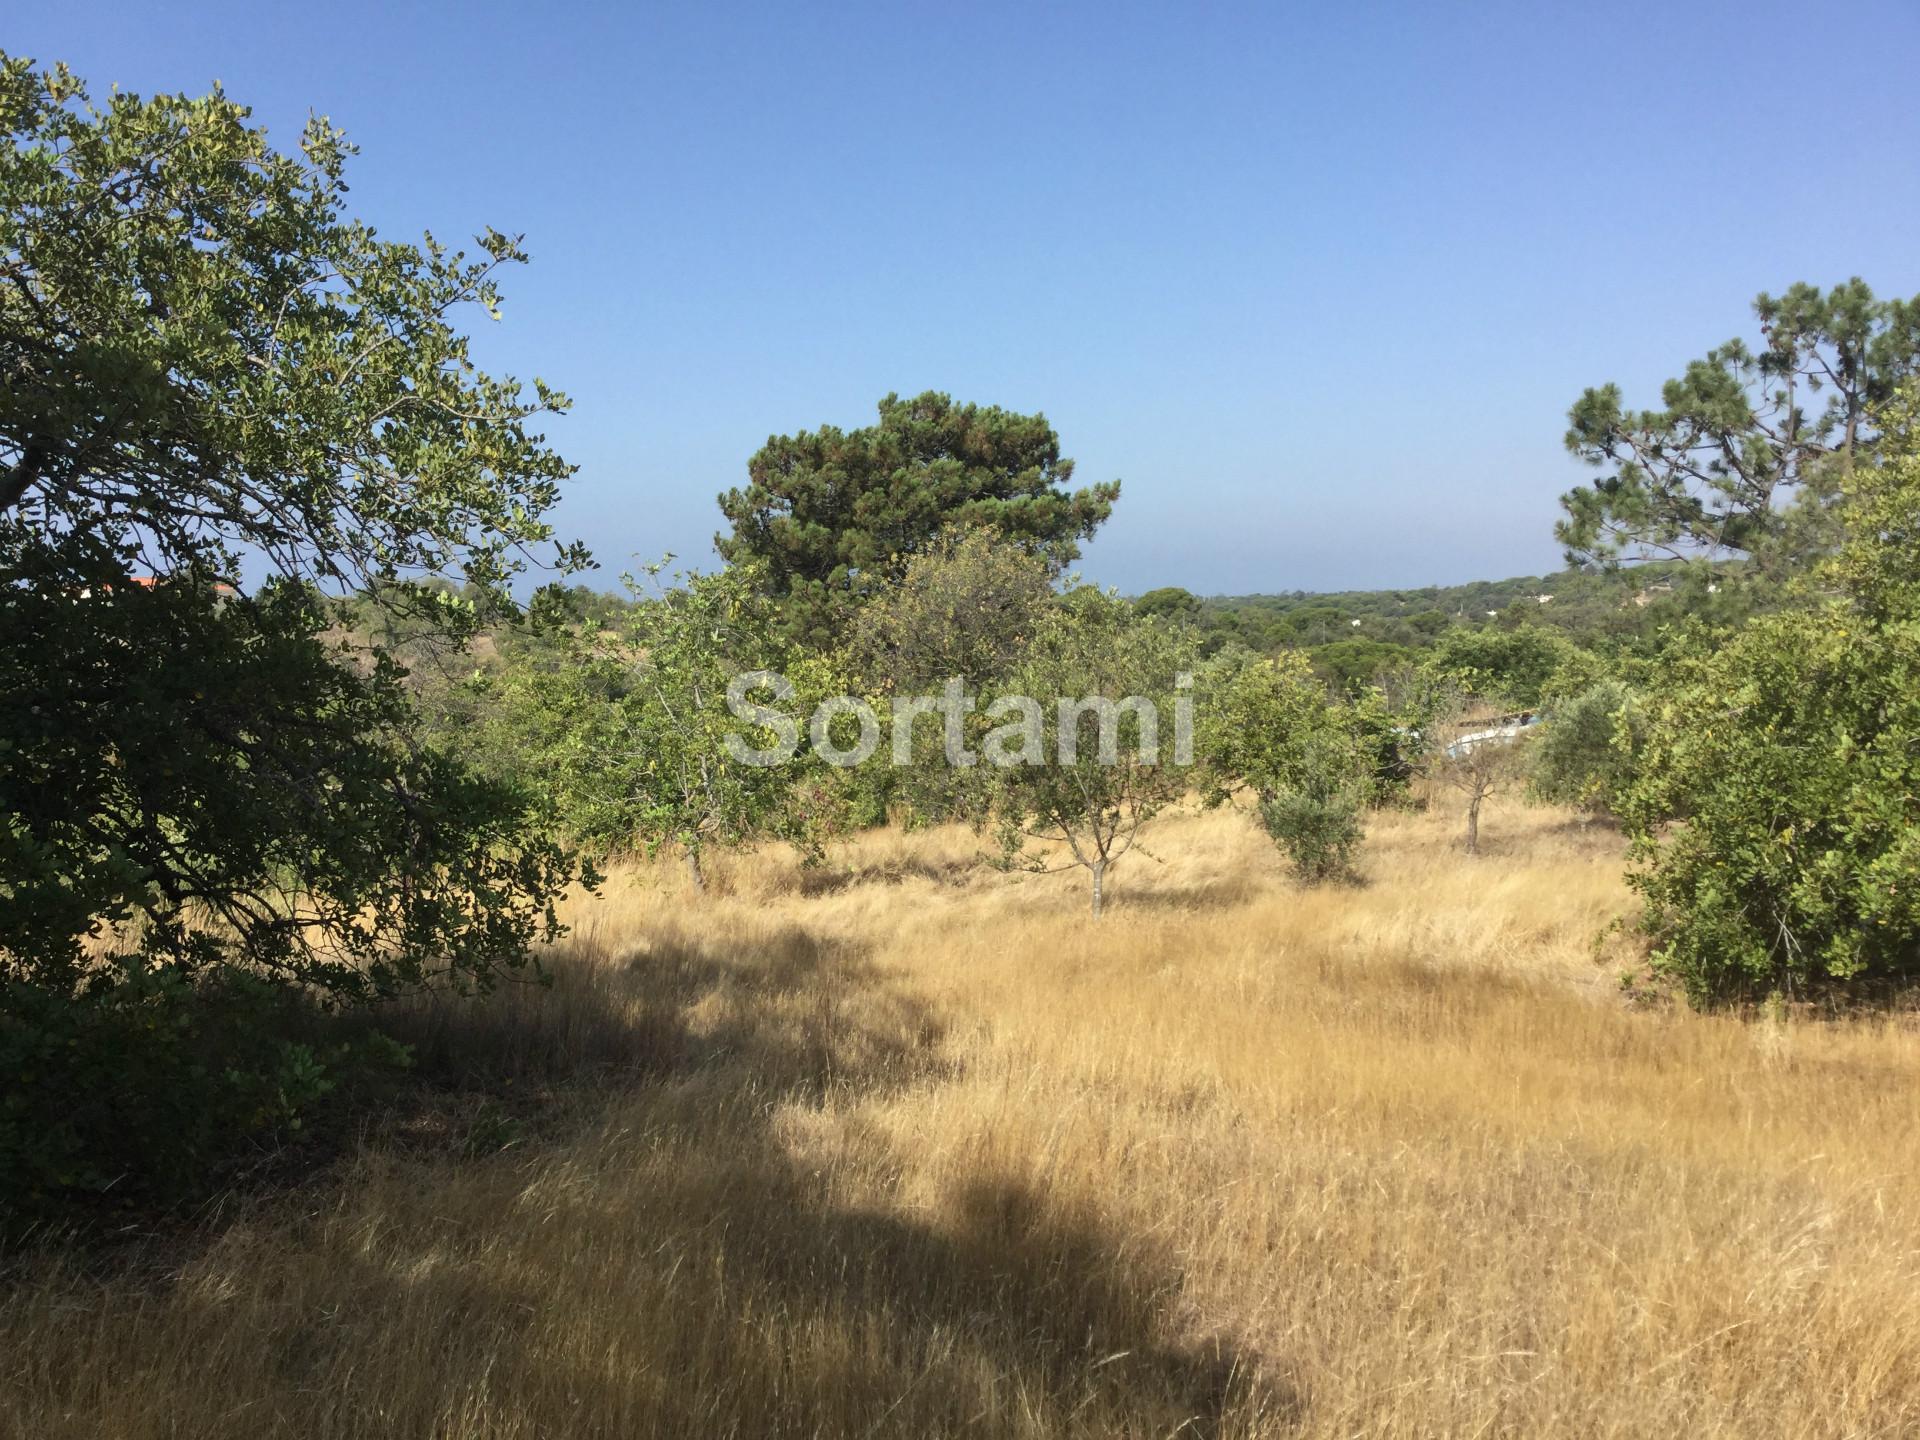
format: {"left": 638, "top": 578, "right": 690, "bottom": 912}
{"left": 6, "top": 796, "right": 1920, "bottom": 1437}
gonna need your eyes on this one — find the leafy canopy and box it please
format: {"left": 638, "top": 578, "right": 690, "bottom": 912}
{"left": 1620, "top": 385, "right": 1920, "bottom": 1002}
{"left": 984, "top": 589, "right": 1193, "bottom": 916}
{"left": 1197, "top": 649, "right": 1367, "bottom": 880}
{"left": 463, "top": 563, "right": 829, "bottom": 881}
{"left": 0, "top": 56, "right": 584, "bottom": 607}
{"left": 1559, "top": 280, "right": 1919, "bottom": 572}
{"left": 0, "top": 56, "right": 585, "bottom": 1001}
{"left": 716, "top": 391, "right": 1118, "bottom": 646}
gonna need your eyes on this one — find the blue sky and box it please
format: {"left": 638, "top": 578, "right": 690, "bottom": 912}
{"left": 16, "top": 1, "right": 1920, "bottom": 595}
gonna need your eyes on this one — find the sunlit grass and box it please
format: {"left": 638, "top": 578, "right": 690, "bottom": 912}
{"left": 5, "top": 794, "right": 1918, "bottom": 1437}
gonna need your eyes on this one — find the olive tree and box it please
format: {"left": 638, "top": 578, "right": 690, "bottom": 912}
{"left": 983, "top": 590, "right": 1195, "bottom": 917}
{"left": 1198, "top": 650, "right": 1367, "bottom": 881}
{"left": 1430, "top": 697, "right": 1531, "bottom": 856}
{"left": 1528, "top": 678, "right": 1645, "bottom": 819}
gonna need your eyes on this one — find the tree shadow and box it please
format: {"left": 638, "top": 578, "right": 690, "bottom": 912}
{"left": 785, "top": 854, "right": 981, "bottom": 898}
{"left": 19, "top": 913, "right": 1298, "bottom": 1436}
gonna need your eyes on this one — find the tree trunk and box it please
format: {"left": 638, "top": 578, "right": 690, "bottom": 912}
{"left": 1465, "top": 794, "right": 1482, "bottom": 856}
{"left": 685, "top": 847, "right": 706, "bottom": 892}
{"left": 1, "top": 442, "right": 45, "bottom": 513}
{"left": 1089, "top": 859, "right": 1105, "bottom": 919}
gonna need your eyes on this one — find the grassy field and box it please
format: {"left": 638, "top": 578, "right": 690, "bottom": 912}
{"left": 5, "top": 799, "right": 1919, "bottom": 1437}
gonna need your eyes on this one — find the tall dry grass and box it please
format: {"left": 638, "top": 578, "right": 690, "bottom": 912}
{"left": 4, "top": 796, "right": 1919, "bottom": 1437}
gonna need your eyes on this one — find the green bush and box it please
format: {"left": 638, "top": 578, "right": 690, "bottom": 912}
{"left": 1620, "top": 387, "right": 1920, "bottom": 1004}
{"left": 1258, "top": 777, "right": 1365, "bottom": 882}
{"left": 1529, "top": 679, "right": 1644, "bottom": 816}
{"left": 0, "top": 967, "right": 409, "bottom": 1230}
{"left": 1621, "top": 611, "right": 1920, "bottom": 1003}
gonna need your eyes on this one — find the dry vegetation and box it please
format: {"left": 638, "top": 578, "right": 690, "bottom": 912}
{"left": 5, "top": 798, "right": 1920, "bottom": 1437}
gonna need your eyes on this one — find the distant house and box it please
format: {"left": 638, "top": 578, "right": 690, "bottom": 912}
{"left": 1535, "top": 594, "right": 1554, "bottom": 604}
{"left": 1444, "top": 710, "right": 1543, "bottom": 759}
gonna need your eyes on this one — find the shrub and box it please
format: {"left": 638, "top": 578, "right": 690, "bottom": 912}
{"left": 1621, "top": 609, "right": 1920, "bottom": 1004}
{"left": 1529, "top": 679, "right": 1644, "bottom": 817}
{"left": 1199, "top": 652, "right": 1372, "bottom": 878}
{"left": 0, "top": 967, "right": 409, "bottom": 1230}
{"left": 1620, "top": 387, "right": 1920, "bottom": 1004}
{"left": 1258, "top": 768, "right": 1365, "bottom": 882}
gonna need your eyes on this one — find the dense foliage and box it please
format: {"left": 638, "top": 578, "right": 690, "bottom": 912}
{"left": 1528, "top": 679, "right": 1645, "bottom": 817}
{"left": 0, "top": 58, "right": 586, "bottom": 1222}
{"left": 716, "top": 392, "right": 1118, "bottom": 647}
{"left": 1198, "top": 651, "right": 1369, "bottom": 880}
{"left": 1620, "top": 389, "right": 1920, "bottom": 1003}
{"left": 459, "top": 563, "right": 827, "bottom": 887}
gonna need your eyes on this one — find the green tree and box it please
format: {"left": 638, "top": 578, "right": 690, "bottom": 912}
{"left": 844, "top": 527, "right": 1059, "bottom": 827}
{"left": 1199, "top": 651, "right": 1367, "bottom": 880}
{"left": 985, "top": 591, "right": 1194, "bottom": 917}
{"left": 1528, "top": 678, "right": 1644, "bottom": 818}
{"left": 1620, "top": 386, "right": 1920, "bottom": 1003}
{"left": 1350, "top": 677, "right": 1437, "bottom": 808}
{"left": 716, "top": 391, "right": 1118, "bottom": 646}
{"left": 1309, "top": 637, "right": 1419, "bottom": 692}
{"left": 474, "top": 563, "right": 828, "bottom": 889}
{"left": 0, "top": 57, "right": 584, "bottom": 604}
{"left": 1559, "top": 280, "right": 1920, "bottom": 572}
{"left": 1134, "top": 586, "right": 1203, "bottom": 621}
{"left": 0, "top": 59, "right": 587, "bottom": 1212}
{"left": 1421, "top": 625, "right": 1582, "bottom": 710}
{"left": 848, "top": 526, "right": 1055, "bottom": 696}
{"left": 1430, "top": 695, "right": 1531, "bottom": 856}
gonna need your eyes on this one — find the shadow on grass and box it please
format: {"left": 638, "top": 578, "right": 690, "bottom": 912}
{"left": 11, "top": 914, "right": 1293, "bottom": 1438}
{"left": 782, "top": 853, "right": 982, "bottom": 898}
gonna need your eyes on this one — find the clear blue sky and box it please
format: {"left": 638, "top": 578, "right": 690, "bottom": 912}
{"left": 16, "top": 1, "right": 1920, "bottom": 595}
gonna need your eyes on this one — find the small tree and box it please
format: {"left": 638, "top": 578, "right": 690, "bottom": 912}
{"left": 985, "top": 590, "right": 1194, "bottom": 916}
{"left": 1431, "top": 698, "right": 1530, "bottom": 856}
{"left": 475, "top": 563, "right": 821, "bottom": 888}
{"left": 1350, "top": 670, "right": 1442, "bottom": 809}
{"left": 1198, "top": 650, "right": 1368, "bottom": 880}
{"left": 1528, "top": 678, "right": 1645, "bottom": 818}
{"left": 1256, "top": 757, "right": 1366, "bottom": 882}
